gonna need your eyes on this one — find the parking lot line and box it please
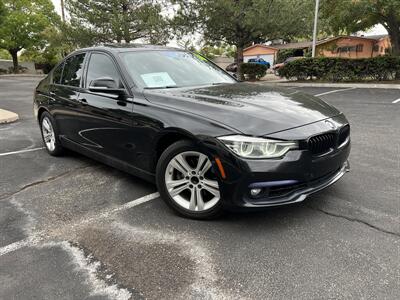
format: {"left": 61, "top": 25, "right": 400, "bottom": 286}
{"left": 315, "top": 87, "right": 356, "bottom": 97}
{"left": 392, "top": 98, "right": 400, "bottom": 104}
{"left": 0, "top": 237, "right": 41, "bottom": 256}
{"left": 0, "top": 147, "right": 45, "bottom": 157}
{"left": 0, "top": 192, "right": 160, "bottom": 257}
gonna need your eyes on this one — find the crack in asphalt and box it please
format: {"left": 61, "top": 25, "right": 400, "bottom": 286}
{"left": 0, "top": 164, "right": 95, "bottom": 201}
{"left": 307, "top": 204, "right": 400, "bottom": 238}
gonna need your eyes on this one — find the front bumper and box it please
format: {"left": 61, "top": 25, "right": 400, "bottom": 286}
{"left": 210, "top": 132, "right": 351, "bottom": 210}
{"left": 241, "top": 161, "right": 349, "bottom": 208}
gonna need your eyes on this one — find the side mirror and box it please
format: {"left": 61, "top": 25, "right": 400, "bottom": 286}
{"left": 89, "top": 77, "right": 126, "bottom": 95}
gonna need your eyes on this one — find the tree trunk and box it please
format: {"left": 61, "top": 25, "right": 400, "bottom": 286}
{"left": 387, "top": 14, "right": 400, "bottom": 56}
{"left": 236, "top": 45, "right": 244, "bottom": 81}
{"left": 9, "top": 49, "right": 19, "bottom": 74}
{"left": 122, "top": 3, "right": 130, "bottom": 43}
{"left": 389, "top": 29, "right": 400, "bottom": 56}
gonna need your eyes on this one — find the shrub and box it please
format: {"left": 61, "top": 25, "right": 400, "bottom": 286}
{"left": 241, "top": 63, "right": 268, "bottom": 80}
{"left": 276, "top": 49, "right": 304, "bottom": 63}
{"left": 278, "top": 56, "right": 400, "bottom": 82}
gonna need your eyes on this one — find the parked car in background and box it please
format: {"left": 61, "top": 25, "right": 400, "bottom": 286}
{"left": 248, "top": 58, "right": 271, "bottom": 69}
{"left": 225, "top": 62, "right": 237, "bottom": 72}
{"left": 273, "top": 56, "right": 304, "bottom": 75}
{"left": 34, "top": 45, "right": 350, "bottom": 219}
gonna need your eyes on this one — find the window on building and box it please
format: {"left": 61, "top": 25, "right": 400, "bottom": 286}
{"left": 356, "top": 44, "right": 364, "bottom": 52}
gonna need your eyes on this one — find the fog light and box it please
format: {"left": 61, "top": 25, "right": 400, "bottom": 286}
{"left": 250, "top": 188, "right": 262, "bottom": 197}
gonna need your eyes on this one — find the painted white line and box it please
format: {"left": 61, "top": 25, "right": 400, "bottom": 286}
{"left": 0, "top": 192, "right": 160, "bottom": 256}
{"left": 315, "top": 87, "right": 356, "bottom": 97}
{"left": 0, "top": 237, "right": 41, "bottom": 256}
{"left": 0, "top": 147, "right": 45, "bottom": 157}
{"left": 392, "top": 98, "right": 400, "bottom": 104}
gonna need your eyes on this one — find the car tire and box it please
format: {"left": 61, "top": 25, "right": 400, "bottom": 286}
{"left": 39, "top": 111, "right": 64, "bottom": 156}
{"left": 156, "top": 140, "right": 224, "bottom": 219}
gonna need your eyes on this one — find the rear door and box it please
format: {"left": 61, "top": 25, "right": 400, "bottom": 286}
{"left": 50, "top": 52, "right": 87, "bottom": 141}
{"left": 75, "top": 51, "right": 135, "bottom": 164}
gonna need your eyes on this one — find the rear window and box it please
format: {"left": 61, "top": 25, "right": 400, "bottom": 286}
{"left": 60, "top": 53, "right": 86, "bottom": 87}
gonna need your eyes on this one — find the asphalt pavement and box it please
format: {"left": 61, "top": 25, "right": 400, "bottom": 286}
{"left": 0, "top": 76, "right": 399, "bottom": 299}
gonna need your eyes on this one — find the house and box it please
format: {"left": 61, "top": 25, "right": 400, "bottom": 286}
{"left": 274, "top": 41, "right": 312, "bottom": 56}
{"left": 242, "top": 44, "right": 279, "bottom": 65}
{"left": 315, "top": 35, "right": 391, "bottom": 58}
{"left": 241, "top": 35, "right": 391, "bottom": 66}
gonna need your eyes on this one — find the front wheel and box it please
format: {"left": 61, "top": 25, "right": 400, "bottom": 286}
{"left": 156, "top": 140, "right": 223, "bottom": 219}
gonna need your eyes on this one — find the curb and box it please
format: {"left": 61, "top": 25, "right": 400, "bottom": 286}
{"left": 265, "top": 82, "right": 400, "bottom": 89}
{"left": 0, "top": 109, "right": 19, "bottom": 124}
{"left": 0, "top": 74, "right": 45, "bottom": 78}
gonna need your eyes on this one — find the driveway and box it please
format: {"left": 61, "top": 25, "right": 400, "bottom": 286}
{"left": 0, "top": 76, "right": 399, "bottom": 299}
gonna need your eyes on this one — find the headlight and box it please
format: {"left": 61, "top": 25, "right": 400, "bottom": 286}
{"left": 218, "top": 135, "right": 298, "bottom": 158}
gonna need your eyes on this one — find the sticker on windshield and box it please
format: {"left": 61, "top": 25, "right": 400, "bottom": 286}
{"left": 140, "top": 72, "right": 176, "bottom": 88}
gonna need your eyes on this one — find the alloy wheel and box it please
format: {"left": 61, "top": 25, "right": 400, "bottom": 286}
{"left": 165, "top": 151, "right": 220, "bottom": 212}
{"left": 41, "top": 117, "right": 56, "bottom": 152}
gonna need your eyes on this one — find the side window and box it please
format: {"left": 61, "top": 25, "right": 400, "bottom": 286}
{"left": 86, "top": 53, "right": 122, "bottom": 88}
{"left": 52, "top": 62, "right": 64, "bottom": 84}
{"left": 61, "top": 53, "right": 86, "bottom": 87}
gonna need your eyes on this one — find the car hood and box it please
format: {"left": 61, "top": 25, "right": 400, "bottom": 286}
{"left": 143, "top": 82, "right": 341, "bottom": 136}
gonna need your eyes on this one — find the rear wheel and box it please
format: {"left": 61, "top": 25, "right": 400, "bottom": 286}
{"left": 40, "top": 112, "right": 64, "bottom": 156}
{"left": 156, "top": 140, "right": 223, "bottom": 219}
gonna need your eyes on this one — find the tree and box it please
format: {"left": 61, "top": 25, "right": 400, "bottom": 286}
{"left": 199, "top": 43, "right": 236, "bottom": 60}
{"left": 173, "top": 0, "right": 314, "bottom": 79}
{"left": 321, "top": 0, "right": 400, "bottom": 56}
{"left": 65, "top": 0, "right": 171, "bottom": 45}
{"left": 0, "top": 0, "right": 59, "bottom": 73}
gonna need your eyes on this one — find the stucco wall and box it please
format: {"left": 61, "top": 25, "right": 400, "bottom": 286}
{"left": 373, "top": 37, "right": 391, "bottom": 57}
{"left": 0, "top": 60, "right": 36, "bottom": 73}
{"left": 317, "top": 37, "right": 376, "bottom": 59}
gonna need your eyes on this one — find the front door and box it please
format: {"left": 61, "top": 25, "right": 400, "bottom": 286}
{"left": 75, "top": 52, "right": 136, "bottom": 164}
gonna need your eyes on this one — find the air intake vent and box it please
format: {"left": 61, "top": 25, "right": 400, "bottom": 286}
{"left": 338, "top": 125, "right": 350, "bottom": 147}
{"left": 308, "top": 133, "right": 336, "bottom": 155}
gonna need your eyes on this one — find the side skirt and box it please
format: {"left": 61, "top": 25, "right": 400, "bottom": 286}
{"left": 60, "top": 136, "right": 156, "bottom": 183}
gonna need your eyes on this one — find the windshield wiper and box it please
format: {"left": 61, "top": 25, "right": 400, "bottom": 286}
{"left": 143, "top": 85, "right": 179, "bottom": 89}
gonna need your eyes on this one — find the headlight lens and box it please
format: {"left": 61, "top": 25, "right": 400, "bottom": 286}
{"left": 218, "top": 135, "right": 298, "bottom": 158}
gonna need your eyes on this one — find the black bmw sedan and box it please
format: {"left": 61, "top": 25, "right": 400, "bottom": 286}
{"left": 34, "top": 44, "right": 350, "bottom": 219}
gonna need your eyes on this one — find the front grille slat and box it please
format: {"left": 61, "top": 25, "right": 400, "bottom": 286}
{"left": 308, "top": 132, "right": 336, "bottom": 155}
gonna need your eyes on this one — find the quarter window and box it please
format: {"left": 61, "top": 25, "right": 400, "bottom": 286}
{"left": 52, "top": 63, "right": 64, "bottom": 84}
{"left": 61, "top": 53, "right": 86, "bottom": 87}
{"left": 86, "top": 53, "right": 122, "bottom": 88}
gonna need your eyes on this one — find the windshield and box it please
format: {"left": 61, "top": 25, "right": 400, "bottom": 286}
{"left": 120, "top": 50, "right": 235, "bottom": 89}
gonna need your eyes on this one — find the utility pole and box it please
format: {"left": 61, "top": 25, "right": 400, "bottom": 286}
{"left": 60, "top": 0, "right": 66, "bottom": 22}
{"left": 312, "top": 0, "right": 320, "bottom": 57}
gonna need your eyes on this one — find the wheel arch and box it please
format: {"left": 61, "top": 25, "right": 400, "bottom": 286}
{"left": 37, "top": 106, "right": 50, "bottom": 122}
{"left": 153, "top": 128, "right": 200, "bottom": 168}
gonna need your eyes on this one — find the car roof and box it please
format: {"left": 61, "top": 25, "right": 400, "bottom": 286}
{"left": 76, "top": 44, "right": 183, "bottom": 54}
